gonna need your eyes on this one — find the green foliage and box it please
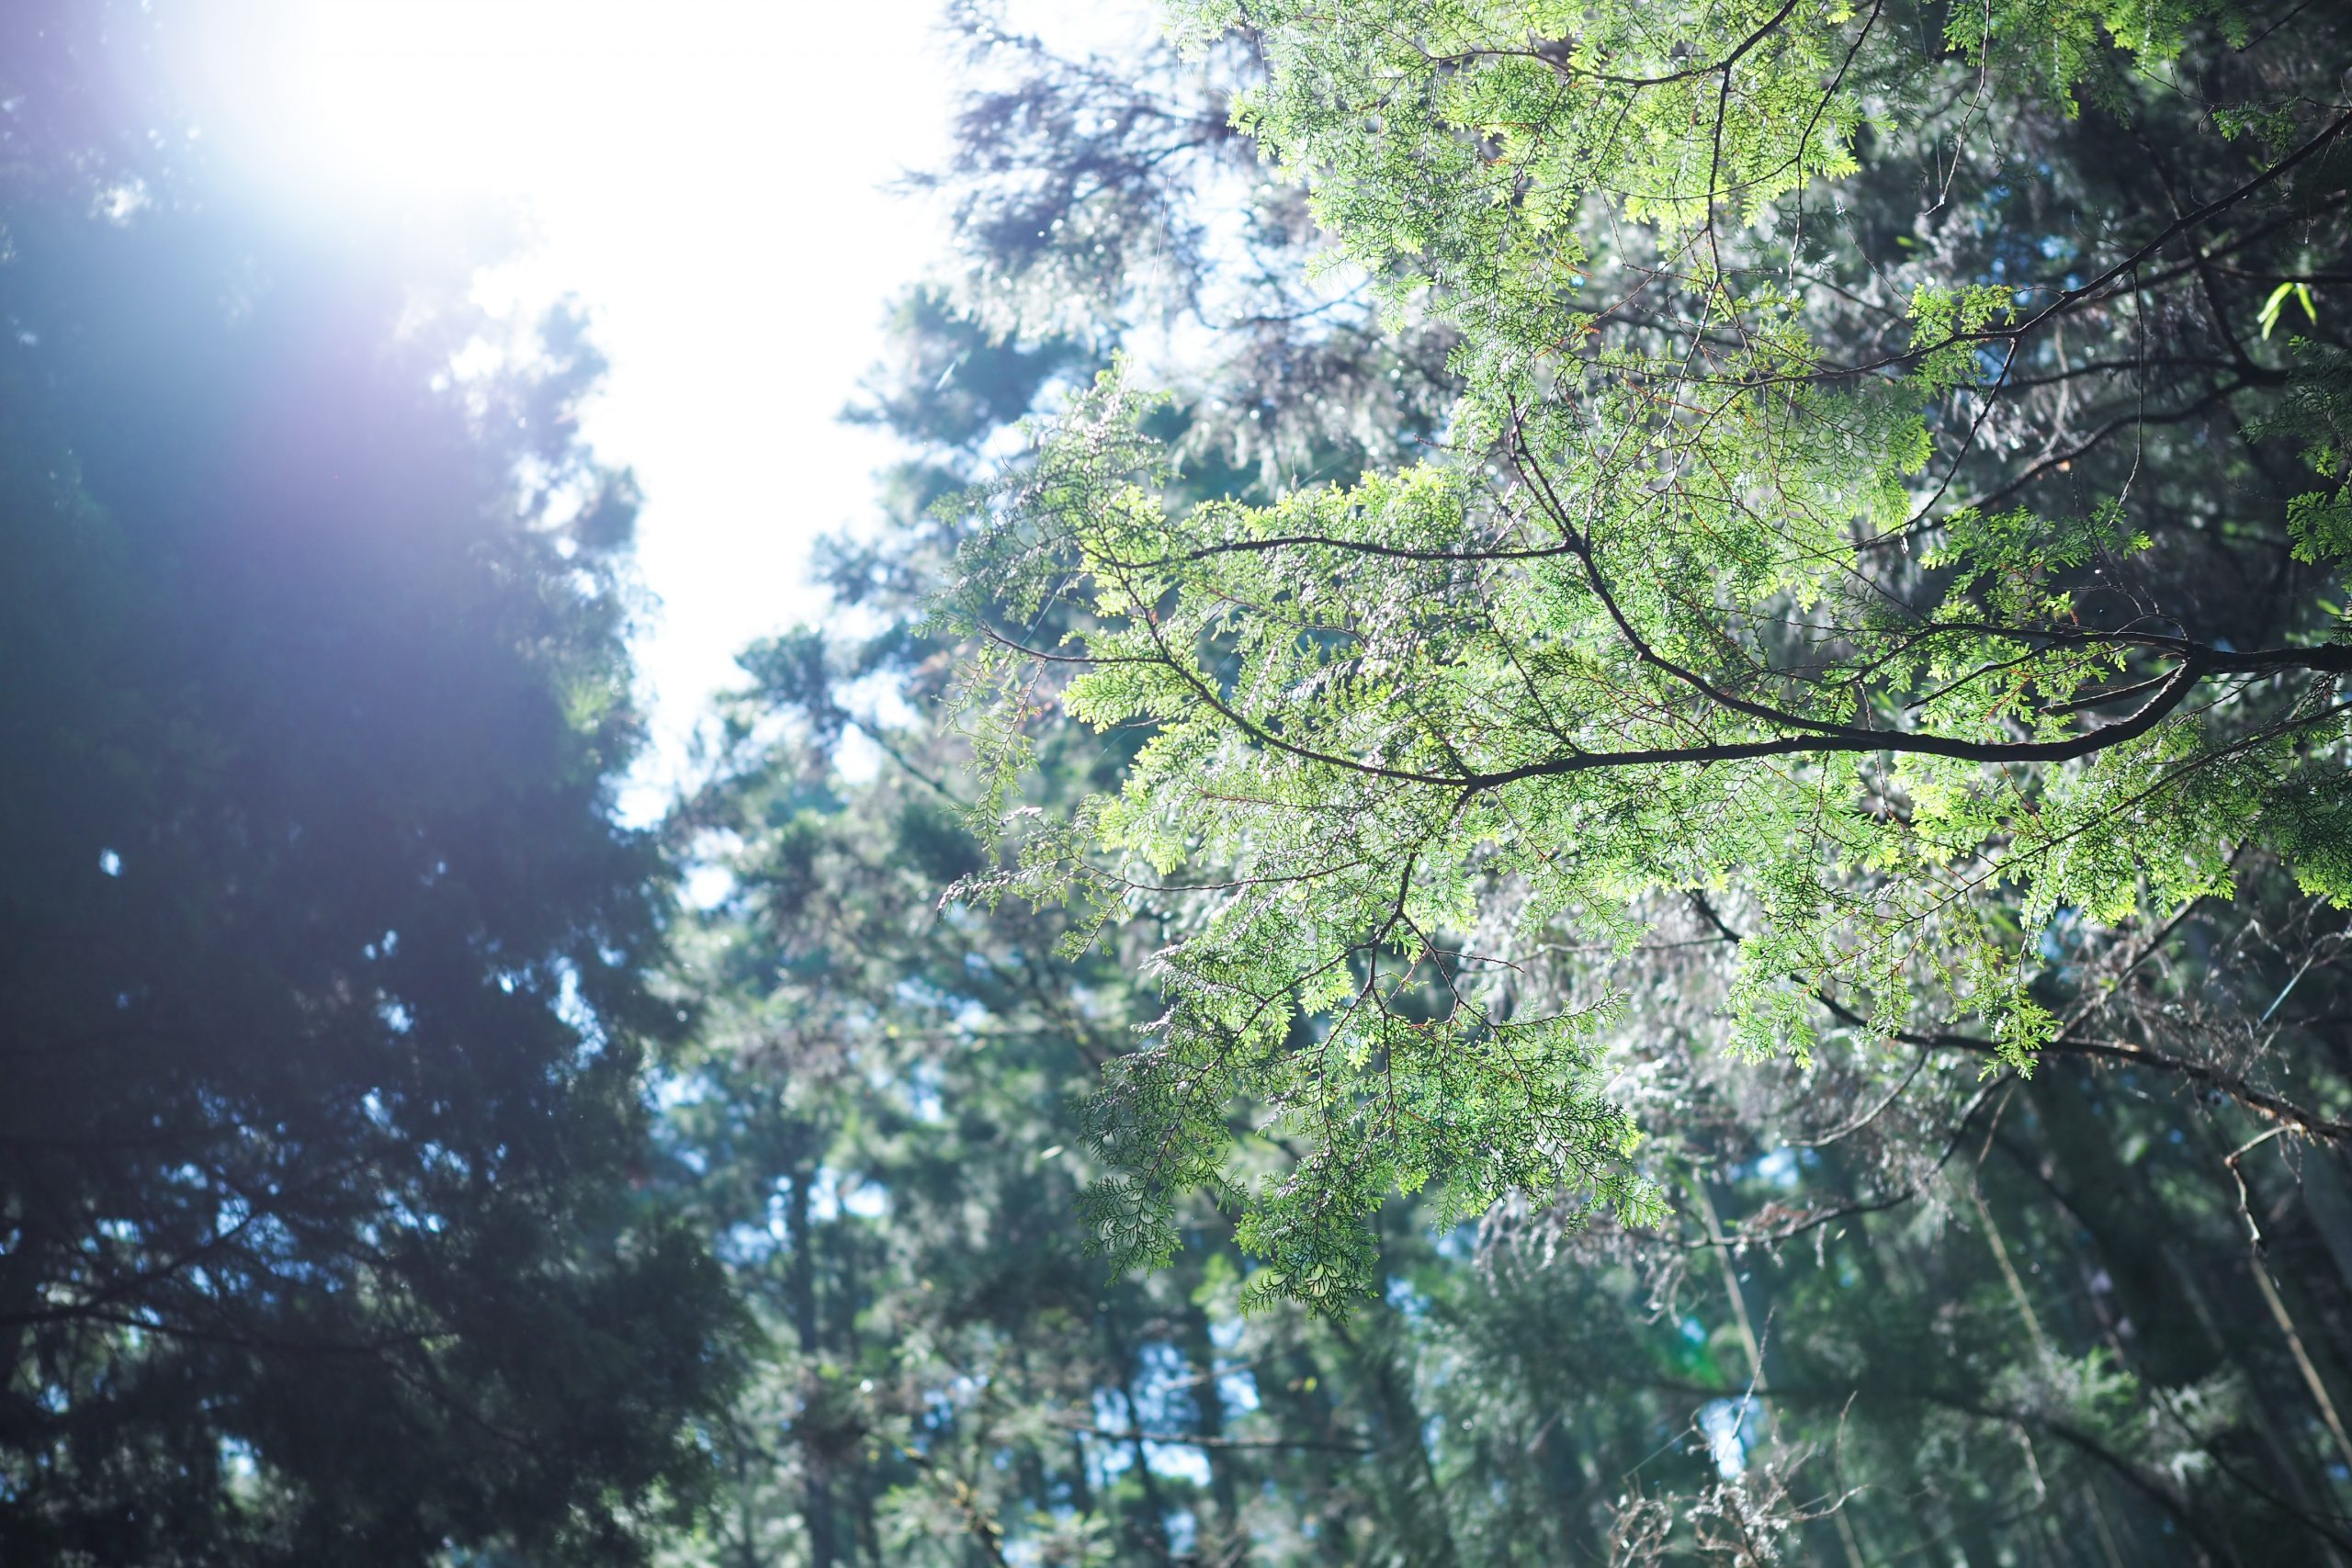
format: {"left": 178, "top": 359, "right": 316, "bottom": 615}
{"left": 0, "top": 17, "right": 735, "bottom": 1560}
{"left": 645, "top": 4, "right": 2352, "bottom": 1559}
{"left": 2256, "top": 339, "right": 2352, "bottom": 563}
{"left": 944, "top": 0, "right": 2352, "bottom": 1306}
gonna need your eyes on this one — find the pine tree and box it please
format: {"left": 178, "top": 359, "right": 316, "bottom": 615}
{"left": 660, "top": 1, "right": 2352, "bottom": 1560}
{"left": 0, "top": 11, "right": 735, "bottom": 1559}
{"left": 945, "top": 0, "right": 2352, "bottom": 1314}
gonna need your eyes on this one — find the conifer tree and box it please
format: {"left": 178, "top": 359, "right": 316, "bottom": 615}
{"left": 0, "top": 9, "right": 735, "bottom": 1559}
{"left": 662, "top": 2, "right": 2352, "bottom": 1560}
{"left": 945, "top": 0, "right": 2352, "bottom": 1313}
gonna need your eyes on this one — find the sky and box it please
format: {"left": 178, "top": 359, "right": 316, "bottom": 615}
{"left": 161, "top": 0, "right": 975, "bottom": 807}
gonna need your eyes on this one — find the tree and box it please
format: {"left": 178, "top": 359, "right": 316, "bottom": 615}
{"left": 665, "top": 281, "right": 2352, "bottom": 1563}
{"left": 0, "top": 15, "right": 734, "bottom": 1560}
{"left": 652, "top": 3, "right": 2352, "bottom": 1560}
{"left": 945, "top": 0, "right": 2352, "bottom": 1308}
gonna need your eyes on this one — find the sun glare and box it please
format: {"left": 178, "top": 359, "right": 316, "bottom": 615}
{"left": 164, "top": 0, "right": 956, "bottom": 800}
{"left": 157, "top": 0, "right": 1152, "bottom": 807}
{"left": 182, "top": 0, "right": 808, "bottom": 205}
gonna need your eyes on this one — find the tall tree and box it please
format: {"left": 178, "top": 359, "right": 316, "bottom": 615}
{"left": 662, "top": 1, "right": 2352, "bottom": 1561}
{"left": 947, "top": 0, "right": 2352, "bottom": 1308}
{"left": 0, "top": 11, "right": 735, "bottom": 1561}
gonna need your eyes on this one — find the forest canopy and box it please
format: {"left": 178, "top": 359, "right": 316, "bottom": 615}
{"left": 8, "top": 0, "right": 2352, "bottom": 1564}
{"left": 1, "top": 6, "right": 733, "bottom": 1562}
{"left": 944, "top": 0, "right": 2352, "bottom": 1308}
{"left": 648, "top": 0, "right": 2352, "bottom": 1560}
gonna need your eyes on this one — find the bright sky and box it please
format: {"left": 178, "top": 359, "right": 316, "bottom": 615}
{"left": 163, "top": 0, "right": 1167, "bottom": 817}
{"left": 165, "top": 0, "right": 966, "bottom": 807}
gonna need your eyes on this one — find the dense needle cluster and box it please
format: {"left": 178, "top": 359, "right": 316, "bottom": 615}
{"left": 945, "top": 0, "right": 2352, "bottom": 1303}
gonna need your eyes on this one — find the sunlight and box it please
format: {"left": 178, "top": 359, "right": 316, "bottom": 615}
{"left": 182, "top": 0, "right": 802, "bottom": 205}
{"left": 165, "top": 0, "right": 954, "bottom": 798}
{"left": 16, "top": 0, "right": 2347, "bottom": 1555}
